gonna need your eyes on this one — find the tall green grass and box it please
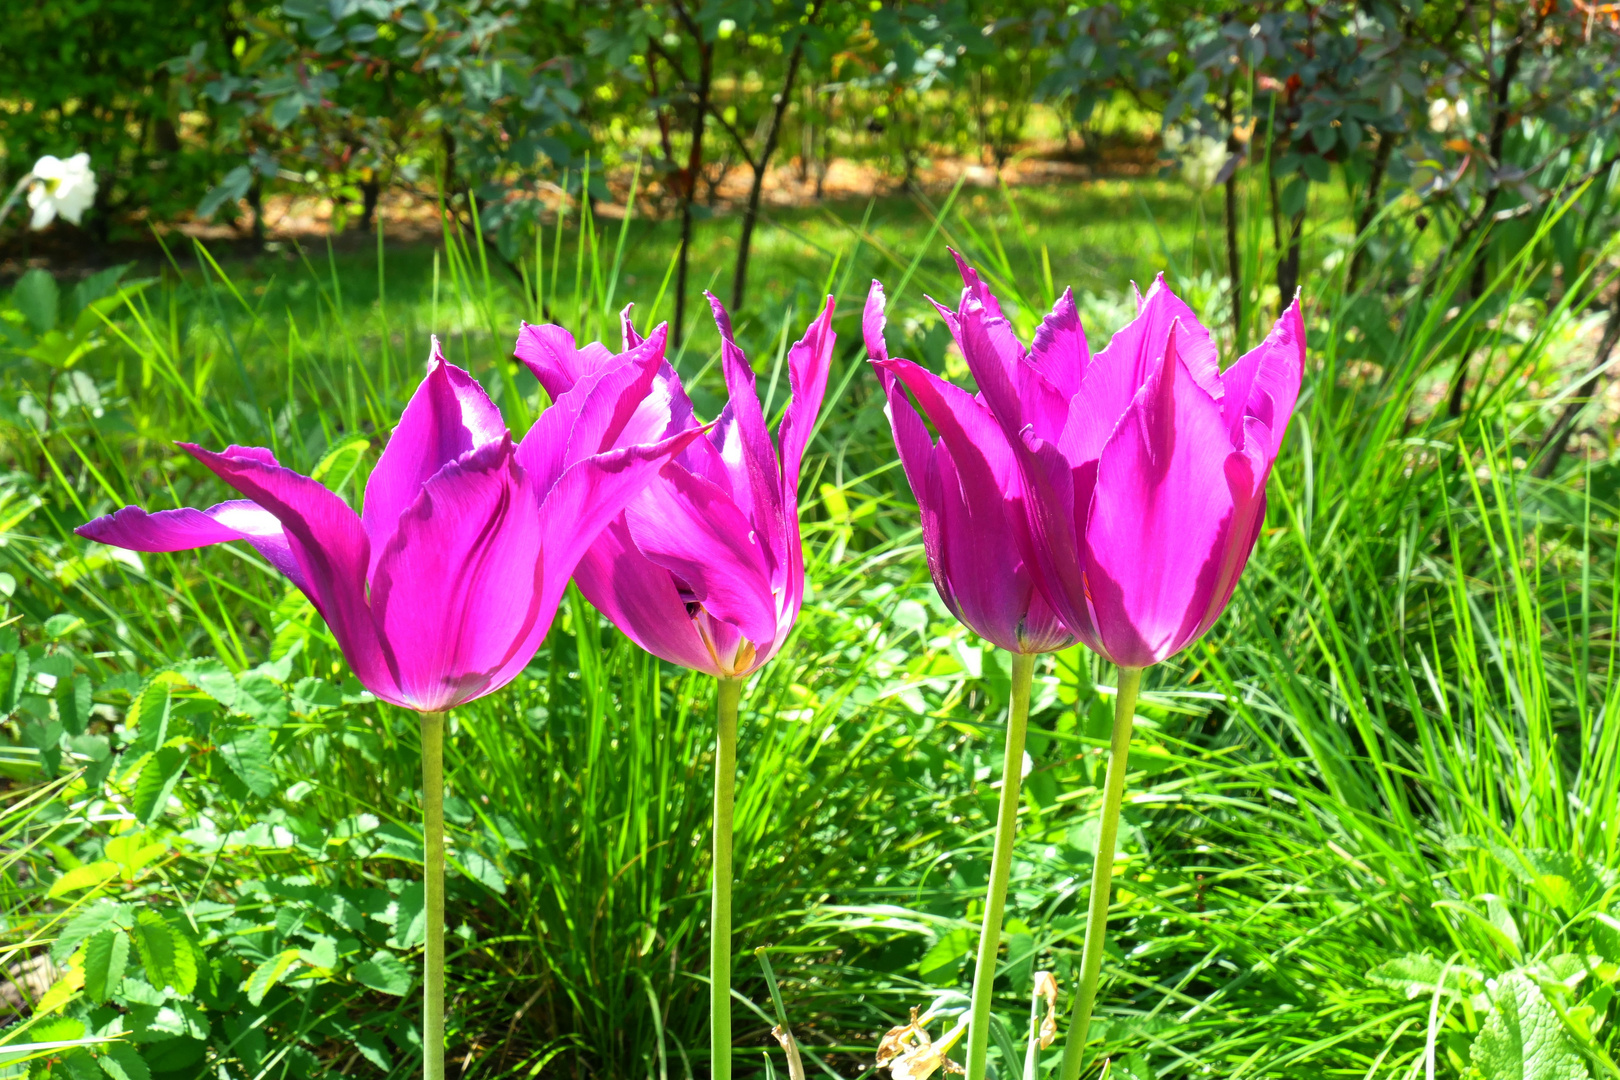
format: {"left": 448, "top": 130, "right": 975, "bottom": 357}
{"left": 1, "top": 165, "right": 1616, "bottom": 1079}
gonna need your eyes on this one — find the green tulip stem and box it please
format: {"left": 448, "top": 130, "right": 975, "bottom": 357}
{"left": 964, "top": 650, "right": 1036, "bottom": 1080}
{"left": 422, "top": 710, "right": 447, "bottom": 1080}
{"left": 712, "top": 676, "right": 742, "bottom": 1080}
{"left": 1058, "top": 665, "right": 1143, "bottom": 1080}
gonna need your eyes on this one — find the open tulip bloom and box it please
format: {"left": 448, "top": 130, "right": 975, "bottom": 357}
{"left": 865, "top": 257, "right": 1304, "bottom": 1080}
{"left": 515, "top": 294, "right": 833, "bottom": 1080}
{"left": 77, "top": 340, "right": 703, "bottom": 1080}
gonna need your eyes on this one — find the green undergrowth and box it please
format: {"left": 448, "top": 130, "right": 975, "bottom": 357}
{"left": 0, "top": 172, "right": 1616, "bottom": 1080}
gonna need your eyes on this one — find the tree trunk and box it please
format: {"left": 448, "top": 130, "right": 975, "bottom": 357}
{"left": 1221, "top": 80, "right": 1242, "bottom": 350}
{"left": 730, "top": 34, "right": 808, "bottom": 312}
{"left": 1347, "top": 130, "right": 1391, "bottom": 292}
{"left": 674, "top": 43, "right": 713, "bottom": 347}
{"left": 362, "top": 176, "right": 382, "bottom": 233}
{"left": 247, "top": 179, "right": 265, "bottom": 247}
{"left": 1447, "top": 24, "right": 1526, "bottom": 418}
{"left": 1276, "top": 210, "right": 1305, "bottom": 313}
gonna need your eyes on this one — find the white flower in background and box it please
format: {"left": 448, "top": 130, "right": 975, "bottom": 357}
{"left": 1428, "top": 98, "right": 1469, "bottom": 133}
{"left": 27, "top": 153, "right": 97, "bottom": 229}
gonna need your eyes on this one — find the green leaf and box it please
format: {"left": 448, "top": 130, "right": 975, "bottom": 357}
{"left": 52, "top": 900, "right": 130, "bottom": 963}
{"left": 352, "top": 950, "right": 413, "bottom": 996}
{"left": 180, "top": 659, "right": 237, "bottom": 710}
{"left": 245, "top": 949, "right": 303, "bottom": 1006}
{"left": 126, "top": 678, "right": 176, "bottom": 756}
{"left": 234, "top": 673, "right": 287, "bottom": 726}
{"left": 3, "top": 649, "right": 30, "bottom": 712}
{"left": 131, "top": 910, "right": 197, "bottom": 996}
{"left": 918, "top": 925, "right": 973, "bottom": 985}
{"left": 131, "top": 748, "right": 188, "bottom": 824}
{"left": 58, "top": 674, "right": 94, "bottom": 736}
{"left": 98, "top": 1043, "right": 151, "bottom": 1080}
{"left": 48, "top": 860, "right": 120, "bottom": 898}
{"left": 1471, "top": 969, "right": 1590, "bottom": 1080}
{"left": 291, "top": 677, "right": 342, "bottom": 712}
{"left": 83, "top": 928, "right": 130, "bottom": 1003}
{"left": 219, "top": 727, "right": 276, "bottom": 797}
{"left": 13, "top": 269, "right": 60, "bottom": 335}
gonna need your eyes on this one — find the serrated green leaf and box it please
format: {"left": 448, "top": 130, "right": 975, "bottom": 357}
{"left": 1472, "top": 969, "right": 1590, "bottom": 1080}
{"left": 352, "top": 950, "right": 412, "bottom": 996}
{"left": 180, "top": 659, "right": 237, "bottom": 710}
{"left": 234, "top": 672, "right": 288, "bottom": 726}
{"left": 126, "top": 678, "right": 178, "bottom": 756}
{"left": 57, "top": 674, "right": 94, "bottom": 736}
{"left": 83, "top": 928, "right": 130, "bottom": 1003}
{"left": 218, "top": 727, "right": 276, "bottom": 797}
{"left": 245, "top": 949, "right": 303, "bottom": 1006}
{"left": 131, "top": 910, "right": 196, "bottom": 996}
{"left": 51, "top": 900, "right": 130, "bottom": 963}
{"left": 131, "top": 747, "right": 188, "bottom": 824}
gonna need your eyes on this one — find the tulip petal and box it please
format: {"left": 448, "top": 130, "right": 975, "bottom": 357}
{"left": 75, "top": 501, "right": 306, "bottom": 592}
{"left": 368, "top": 438, "right": 545, "bottom": 711}
{"left": 574, "top": 519, "right": 722, "bottom": 675}
{"left": 1081, "top": 326, "right": 1238, "bottom": 667}
{"left": 514, "top": 322, "right": 617, "bottom": 400}
{"left": 535, "top": 425, "right": 710, "bottom": 619}
{"left": 178, "top": 443, "right": 394, "bottom": 701}
{"left": 1064, "top": 275, "right": 1223, "bottom": 467}
{"left": 951, "top": 249, "right": 1007, "bottom": 323}
{"left": 706, "top": 292, "right": 785, "bottom": 562}
{"left": 516, "top": 331, "right": 670, "bottom": 498}
{"left": 362, "top": 340, "right": 506, "bottom": 574}
{"left": 624, "top": 468, "right": 780, "bottom": 648}
{"left": 931, "top": 439, "right": 1070, "bottom": 653}
{"left": 1027, "top": 288, "right": 1090, "bottom": 399}
{"left": 620, "top": 303, "right": 646, "bottom": 351}
{"left": 774, "top": 297, "right": 835, "bottom": 616}
{"left": 1220, "top": 297, "right": 1305, "bottom": 458}
{"left": 863, "top": 280, "right": 890, "bottom": 363}
{"left": 777, "top": 296, "right": 835, "bottom": 503}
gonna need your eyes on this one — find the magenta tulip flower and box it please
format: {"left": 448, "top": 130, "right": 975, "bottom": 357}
{"left": 863, "top": 280, "right": 1072, "bottom": 657}
{"left": 885, "top": 255, "right": 1304, "bottom": 671}
{"left": 78, "top": 338, "right": 700, "bottom": 712}
{"left": 514, "top": 293, "right": 833, "bottom": 1080}
{"left": 865, "top": 255, "right": 1305, "bottom": 1080}
{"left": 515, "top": 294, "right": 834, "bottom": 680}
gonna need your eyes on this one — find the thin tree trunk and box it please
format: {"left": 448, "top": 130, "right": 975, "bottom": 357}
{"left": 1276, "top": 210, "right": 1304, "bottom": 314}
{"left": 361, "top": 176, "right": 381, "bottom": 233}
{"left": 730, "top": 33, "right": 809, "bottom": 312}
{"left": 1532, "top": 293, "right": 1620, "bottom": 478}
{"left": 1221, "top": 80, "right": 1242, "bottom": 350}
{"left": 674, "top": 44, "right": 713, "bottom": 347}
{"left": 1448, "top": 23, "right": 1526, "bottom": 418}
{"left": 1347, "top": 130, "right": 1391, "bottom": 292}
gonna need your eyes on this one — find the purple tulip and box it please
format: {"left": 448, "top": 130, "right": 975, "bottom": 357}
{"left": 514, "top": 293, "right": 834, "bottom": 678}
{"left": 870, "top": 255, "right": 1304, "bottom": 669}
{"left": 76, "top": 339, "right": 703, "bottom": 712}
{"left": 864, "top": 281, "right": 1073, "bottom": 655}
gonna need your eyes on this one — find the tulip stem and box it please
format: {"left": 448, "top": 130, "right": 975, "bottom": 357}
{"left": 712, "top": 676, "right": 742, "bottom": 1080}
{"left": 964, "top": 650, "right": 1036, "bottom": 1080}
{"left": 1058, "top": 666, "right": 1142, "bottom": 1080}
{"left": 422, "top": 710, "right": 447, "bottom": 1080}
